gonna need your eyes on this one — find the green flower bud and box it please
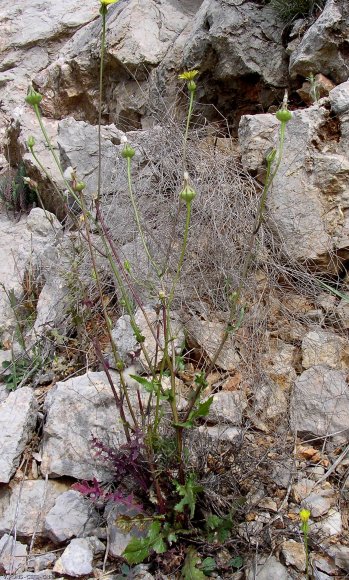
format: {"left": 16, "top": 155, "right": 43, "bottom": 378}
{"left": 116, "top": 360, "right": 124, "bottom": 371}
{"left": 27, "top": 135, "right": 36, "bottom": 149}
{"left": 121, "top": 143, "right": 136, "bottom": 159}
{"left": 74, "top": 181, "right": 86, "bottom": 192}
{"left": 25, "top": 86, "right": 43, "bottom": 107}
{"left": 187, "top": 80, "right": 197, "bottom": 92}
{"left": 276, "top": 108, "right": 293, "bottom": 123}
{"left": 180, "top": 184, "right": 197, "bottom": 203}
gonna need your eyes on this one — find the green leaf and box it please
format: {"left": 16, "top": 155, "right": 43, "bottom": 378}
{"left": 206, "top": 513, "right": 233, "bottom": 543}
{"left": 129, "top": 374, "right": 157, "bottom": 393}
{"left": 182, "top": 548, "right": 206, "bottom": 580}
{"left": 147, "top": 521, "right": 161, "bottom": 541}
{"left": 317, "top": 280, "right": 349, "bottom": 303}
{"left": 175, "top": 397, "right": 214, "bottom": 429}
{"left": 175, "top": 474, "right": 203, "bottom": 519}
{"left": 201, "top": 557, "right": 216, "bottom": 575}
{"left": 152, "top": 534, "right": 167, "bottom": 554}
{"left": 123, "top": 521, "right": 168, "bottom": 564}
{"left": 230, "top": 556, "right": 243, "bottom": 569}
{"left": 123, "top": 537, "right": 150, "bottom": 565}
{"left": 191, "top": 397, "right": 213, "bottom": 419}
{"left": 206, "top": 514, "right": 222, "bottom": 530}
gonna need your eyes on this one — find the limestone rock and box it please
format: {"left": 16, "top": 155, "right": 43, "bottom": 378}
{"left": 186, "top": 317, "right": 240, "bottom": 372}
{"left": 105, "top": 503, "right": 139, "bottom": 558}
{"left": 0, "top": 0, "right": 100, "bottom": 116}
{"left": 302, "top": 329, "right": 349, "bottom": 370}
{"left": 302, "top": 490, "right": 335, "bottom": 517}
{"left": 133, "top": 307, "right": 184, "bottom": 372}
{"left": 0, "top": 534, "right": 27, "bottom": 574}
{"left": 289, "top": 0, "right": 349, "bottom": 85}
{"left": 0, "top": 0, "right": 99, "bottom": 54}
{"left": 41, "top": 371, "right": 127, "bottom": 480}
{"left": 110, "top": 314, "right": 141, "bottom": 370}
{"left": 183, "top": 0, "right": 288, "bottom": 122}
{"left": 0, "top": 480, "right": 68, "bottom": 538}
{"left": 57, "top": 117, "right": 124, "bottom": 204}
{"left": 34, "top": 0, "right": 190, "bottom": 129}
{"left": 239, "top": 83, "right": 349, "bottom": 272}
{"left": 311, "top": 509, "right": 342, "bottom": 538}
{"left": 336, "top": 299, "right": 349, "bottom": 329}
{"left": 253, "top": 383, "right": 288, "bottom": 421}
{"left": 329, "top": 79, "right": 349, "bottom": 116}
{"left": 246, "top": 555, "right": 292, "bottom": 579}
{"left": 290, "top": 365, "right": 349, "bottom": 438}
{"left": 53, "top": 537, "right": 98, "bottom": 576}
{"left": 327, "top": 544, "right": 349, "bottom": 572}
{"left": 0, "top": 209, "right": 62, "bottom": 339}
{"left": 6, "top": 110, "right": 64, "bottom": 216}
{"left": 292, "top": 478, "right": 315, "bottom": 502}
{"left": 281, "top": 540, "right": 306, "bottom": 572}
{"left": 44, "top": 490, "right": 99, "bottom": 543}
{"left": 27, "top": 552, "right": 57, "bottom": 572}
{"left": 208, "top": 391, "right": 247, "bottom": 425}
{"left": 197, "top": 425, "right": 242, "bottom": 443}
{"left": 0, "top": 387, "right": 38, "bottom": 483}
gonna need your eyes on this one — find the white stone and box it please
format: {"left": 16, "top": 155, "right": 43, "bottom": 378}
{"left": 0, "top": 534, "right": 27, "bottom": 574}
{"left": 290, "top": 366, "right": 349, "bottom": 438}
{"left": 0, "top": 387, "right": 38, "bottom": 483}
{"left": 41, "top": 371, "right": 128, "bottom": 480}
{"left": 302, "top": 329, "right": 349, "bottom": 370}
{"left": 0, "top": 480, "right": 69, "bottom": 538}
{"left": 53, "top": 538, "right": 94, "bottom": 576}
{"left": 186, "top": 317, "right": 240, "bottom": 372}
{"left": 281, "top": 540, "right": 306, "bottom": 572}
{"left": 246, "top": 555, "right": 292, "bottom": 579}
{"left": 311, "top": 509, "right": 342, "bottom": 538}
{"left": 208, "top": 390, "right": 247, "bottom": 425}
{"left": 45, "top": 490, "right": 99, "bottom": 543}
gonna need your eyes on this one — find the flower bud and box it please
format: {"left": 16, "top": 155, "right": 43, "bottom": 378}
{"left": 25, "top": 86, "right": 43, "bottom": 107}
{"left": 121, "top": 143, "right": 135, "bottom": 159}
{"left": 276, "top": 108, "right": 293, "bottom": 123}
{"left": 27, "top": 135, "right": 36, "bottom": 149}
{"left": 74, "top": 181, "right": 86, "bottom": 192}
{"left": 187, "top": 80, "right": 197, "bottom": 92}
{"left": 180, "top": 184, "right": 197, "bottom": 203}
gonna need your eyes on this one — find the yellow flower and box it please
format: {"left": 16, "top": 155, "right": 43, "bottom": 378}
{"left": 100, "top": 0, "right": 119, "bottom": 5}
{"left": 178, "top": 70, "right": 200, "bottom": 81}
{"left": 299, "top": 508, "right": 311, "bottom": 523}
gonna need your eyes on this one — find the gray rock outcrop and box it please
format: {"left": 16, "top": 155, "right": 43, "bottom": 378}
{"left": 0, "top": 387, "right": 38, "bottom": 483}
{"left": 239, "top": 82, "right": 349, "bottom": 271}
{"left": 44, "top": 490, "right": 99, "bottom": 543}
{"left": 289, "top": 0, "right": 349, "bottom": 84}
{"left": 0, "top": 534, "right": 27, "bottom": 574}
{"left": 0, "top": 480, "right": 69, "bottom": 538}
{"left": 41, "top": 371, "right": 127, "bottom": 480}
{"left": 290, "top": 365, "right": 349, "bottom": 438}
